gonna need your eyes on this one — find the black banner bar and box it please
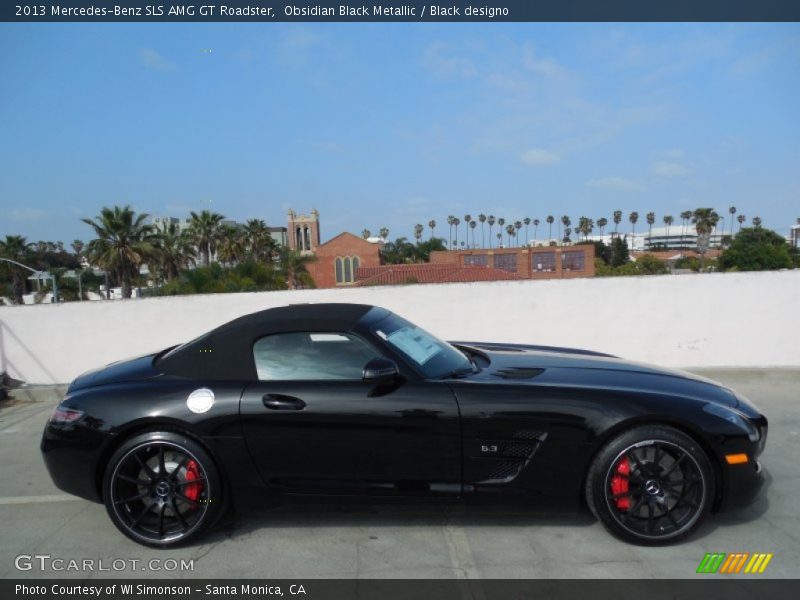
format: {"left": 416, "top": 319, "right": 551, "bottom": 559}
{"left": 5, "top": 579, "right": 800, "bottom": 600}
{"left": 3, "top": 1, "right": 800, "bottom": 23}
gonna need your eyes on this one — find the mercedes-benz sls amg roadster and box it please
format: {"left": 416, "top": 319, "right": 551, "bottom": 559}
{"left": 42, "top": 303, "right": 767, "bottom": 547}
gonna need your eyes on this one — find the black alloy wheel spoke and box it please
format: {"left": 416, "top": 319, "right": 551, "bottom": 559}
{"left": 171, "top": 455, "right": 190, "bottom": 479}
{"left": 620, "top": 496, "right": 645, "bottom": 523}
{"left": 133, "top": 453, "right": 158, "bottom": 481}
{"left": 175, "top": 492, "right": 201, "bottom": 507}
{"left": 664, "top": 510, "right": 680, "bottom": 531}
{"left": 130, "top": 502, "right": 154, "bottom": 528}
{"left": 158, "top": 503, "right": 167, "bottom": 538}
{"left": 115, "top": 491, "right": 151, "bottom": 506}
{"left": 652, "top": 444, "right": 661, "bottom": 467}
{"left": 172, "top": 498, "right": 189, "bottom": 529}
{"left": 158, "top": 447, "right": 167, "bottom": 476}
{"left": 661, "top": 452, "right": 685, "bottom": 478}
{"left": 117, "top": 473, "right": 151, "bottom": 486}
{"left": 646, "top": 502, "right": 655, "bottom": 534}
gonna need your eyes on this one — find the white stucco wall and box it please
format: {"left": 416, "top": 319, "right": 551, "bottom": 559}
{"left": 1, "top": 270, "right": 798, "bottom": 385}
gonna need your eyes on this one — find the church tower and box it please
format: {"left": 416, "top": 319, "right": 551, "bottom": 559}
{"left": 287, "top": 209, "right": 321, "bottom": 255}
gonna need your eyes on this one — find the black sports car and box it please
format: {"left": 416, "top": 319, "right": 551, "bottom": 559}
{"left": 42, "top": 303, "right": 767, "bottom": 547}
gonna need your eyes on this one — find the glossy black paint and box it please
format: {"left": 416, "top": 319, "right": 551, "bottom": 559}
{"left": 41, "top": 304, "right": 766, "bottom": 515}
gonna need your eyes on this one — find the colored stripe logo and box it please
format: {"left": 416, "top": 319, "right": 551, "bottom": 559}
{"left": 696, "top": 552, "right": 773, "bottom": 574}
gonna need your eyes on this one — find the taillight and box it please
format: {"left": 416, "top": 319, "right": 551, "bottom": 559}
{"left": 50, "top": 406, "right": 84, "bottom": 424}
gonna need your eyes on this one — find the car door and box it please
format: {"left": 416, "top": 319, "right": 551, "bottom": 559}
{"left": 239, "top": 330, "right": 461, "bottom": 496}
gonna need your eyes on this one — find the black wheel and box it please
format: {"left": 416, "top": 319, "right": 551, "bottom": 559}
{"left": 103, "top": 431, "right": 223, "bottom": 548}
{"left": 585, "top": 425, "right": 714, "bottom": 545}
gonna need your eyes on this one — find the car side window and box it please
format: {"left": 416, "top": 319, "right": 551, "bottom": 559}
{"left": 253, "top": 332, "right": 380, "bottom": 381}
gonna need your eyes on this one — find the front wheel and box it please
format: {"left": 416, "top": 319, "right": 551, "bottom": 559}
{"left": 585, "top": 425, "right": 714, "bottom": 545}
{"left": 103, "top": 431, "right": 223, "bottom": 548}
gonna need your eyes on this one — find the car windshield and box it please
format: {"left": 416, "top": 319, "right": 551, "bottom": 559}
{"left": 370, "top": 314, "right": 473, "bottom": 379}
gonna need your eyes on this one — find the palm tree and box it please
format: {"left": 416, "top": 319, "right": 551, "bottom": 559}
{"left": 646, "top": 212, "right": 656, "bottom": 245}
{"left": 0, "top": 235, "right": 33, "bottom": 304}
{"left": 152, "top": 221, "right": 195, "bottom": 282}
{"left": 560, "top": 216, "right": 571, "bottom": 245}
{"left": 728, "top": 206, "right": 737, "bottom": 237}
{"left": 680, "top": 210, "right": 693, "bottom": 249}
{"left": 379, "top": 227, "right": 390, "bottom": 242}
{"left": 478, "top": 214, "right": 487, "bottom": 248}
{"left": 546, "top": 215, "right": 554, "bottom": 242}
{"left": 82, "top": 205, "right": 155, "bottom": 298}
{"left": 628, "top": 212, "right": 639, "bottom": 247}
{"left": 446, "top": 215, "right": 455, "bottom": 249}
{"left": 737, "top": 214, "right": 746, "bottom": 231}
{"left": 487, "top": 215, "right": 496, "bottom": 248}
{"left": 361, "top": 229, "right": 371, "bottom": 239}
{"left": 514, "top": 221, "right": 523, "bottom": 248}
{"left": 577, "top": 217, "right": 594, "bottom": 241}
{"left": 564, "top": 227, "right": 572, "bottom": 245}
{"left": 523, "top": 217, "right": 531, "bottom": 246}
{"left": 414, "top": 223, "right": 424, "bottom": 244}
{"left": 216, "top": 224, "right": 245, "bottom": 265}
{"left": 505, "top": 224, "right": 515, "bottom": 247}
{"left": 188, "top": 210, "right": 225, "bottom": 266}
{"left": 752, "top": 216, "right": 762, "bottom": 228}
{"left": 428, "top": 220, "right": 436, "bottom": 239}
{"left": 533, "top": 218, "right": 540, "bottom": 243}
{"left": 692, "top": 208, "right": 720, "bottom": 270}
{"left": 663, "top": 215, "right": 674, "bottom": 248}
{"left": 613, "top": 210, "right": 623, "bottom": 235}
{"left": 469, "top": 220, "right": 477, "bottom": 248}
{"left": 597, "top": 217, "right": 608, "bottom": 237}
{"left": 496, "top": 231, "right": 502, "bottom": 247}
{"left": 242, "top": 219, "right": 276, "bottom": 262}
{"left": 280, "top": 249, "right": 317, "bottom": 290}
{"left": 453, "top": 218, "right": 460, "bottom": 248}
{"left": 71, "top": 239, "right": 84, "bottom": 258}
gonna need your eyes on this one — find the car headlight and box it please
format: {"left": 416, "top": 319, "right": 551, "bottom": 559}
{"left": 703, "top": 403, "right": 760, "bottom": 442}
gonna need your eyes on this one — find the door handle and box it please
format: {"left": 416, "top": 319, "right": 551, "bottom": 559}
{"left": 262, "top": 393, "right": 306, "bottom": 410}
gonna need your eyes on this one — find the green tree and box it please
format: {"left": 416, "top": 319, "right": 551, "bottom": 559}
{"left": 428, "top": 220, "right": 436, "bottom": 240}
{"left": 478, "top": 214, "right": 487, "bottom": 248}
{"left": 691, "top": 208, "right": 720, "bottom": 270}
{"left": 152, "top": 221, "right": 196, "bottom": 282}
{"left": 597, "top": 217, "right": 608, "bottom": 237}
{"left": 362, "top": 228, "right": 371, "bottom": 239}
{"left": 0, "top": 235, "right": 33, "bottom": 304}
{"left": 487, "top": 215, "right": 496, "bottom": 248}
{"left": 82, "top": 206, "right": 155, "bottom": 298}
{"left": 610, "top": 236, "right": 630, "bottom": 267}
{"left": 280, "top": 249, "right": 317, "bottom": 289}
{"left": 613, "top": 210, "right": 622, "bottom": 235}
{"left": 188, "top": 210, "right": 225, "bottom": 267}
{"left": 546, "top": 215, "right": 554, "bottom": 242}
{"left": 242, "top": 219, "right": 277, "bottom": 262}
{"left": 719, "top": 227, "right": 792, "bottom": 271}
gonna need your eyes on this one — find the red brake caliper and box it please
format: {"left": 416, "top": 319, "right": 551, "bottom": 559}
{"left": 610, "top": 457, "right": 630, "bottom": 511}
{"left": 183, "top": 459, "right": 203, "bottom": 506}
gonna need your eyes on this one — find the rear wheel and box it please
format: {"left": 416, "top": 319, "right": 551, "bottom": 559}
{"left": 103, "top": 431, "right": 223, "bottom": 548}
{"left": 586, "top": 425, "right": 714, "bottom": 544}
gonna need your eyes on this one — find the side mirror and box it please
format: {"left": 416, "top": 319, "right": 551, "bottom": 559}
{"left": 362, "top": 357, "right": 399, "bottom": 384}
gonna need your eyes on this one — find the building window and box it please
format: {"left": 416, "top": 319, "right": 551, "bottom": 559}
{"left": 494, "top": 253, "right": 517, "bottom": 272}
{"left": 335, "top": 258, "right": 344, "bottom": 284}
{"left": 562, "top": 251, "right": 585, "bottom": 271}
{"left": 334, "top": 256, "right": 360, "bottom": 285}
{"left": 464, "top": 254, "right": 488, "bottom": 266}
{"left": 532, "top": 252, "right": 556, "bottom": 272}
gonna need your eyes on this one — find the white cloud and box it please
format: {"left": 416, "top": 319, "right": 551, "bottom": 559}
{"left": 523, "top": 48, "right": 567, "bottom": 78}
{"left": 139, "top": 48, "right": 174, "bottom": 72}
{"left": 586, "top": 177, "right": 645, "bottom": 192}
{"left": 10, "top": 208, "right": 47, "bottom": 222}
{"left": 422, "top": 43, "right": 476, "bottom": 79}
{"left": 650, "top": 160, "right": 690, "bottom": 178}
{"left": 520, "top": 148, "right": 560, "bottom": 166}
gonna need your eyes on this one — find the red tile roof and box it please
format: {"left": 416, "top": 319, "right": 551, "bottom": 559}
{"left": 356, "top": 263, "right": 523, "bottom": 286}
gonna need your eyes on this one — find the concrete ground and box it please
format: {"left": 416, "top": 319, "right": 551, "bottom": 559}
{"left": 0, "top": 369, "right": 797, "bottom": 579}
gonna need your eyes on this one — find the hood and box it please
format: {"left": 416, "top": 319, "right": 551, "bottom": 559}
{"left": 454, "top": 341, "right": 738, "bottom": 407}
{"left": 68, "top": 353, "right": 162, "bottom": 392}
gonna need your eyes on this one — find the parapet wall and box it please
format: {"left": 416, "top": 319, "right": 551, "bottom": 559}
{"left": 1, "top": 270, "right": 798, "bottom": 384}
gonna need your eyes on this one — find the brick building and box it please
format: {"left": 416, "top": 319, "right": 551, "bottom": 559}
{"left": 287, "top": 209, "right": 321, "bottom": 255}
{"left": 306, "top": 232, "right": 383, "bottom": 288}
{"left": 356, "top": 263, "right": 524, "bottom": 286}
{"left": 429, "top": 245, "right": 596, "bottom": 279}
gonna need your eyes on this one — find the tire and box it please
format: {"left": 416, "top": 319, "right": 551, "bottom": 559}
{"left": 102, "top": 431, "right": 224, "bottom": 548}
{"left": 585, "top": 425, "right": 714, "bottom": 545}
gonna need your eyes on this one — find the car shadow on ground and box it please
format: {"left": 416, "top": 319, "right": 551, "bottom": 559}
{"left": 202, "top": 503, "right": 598, "bottom": 545}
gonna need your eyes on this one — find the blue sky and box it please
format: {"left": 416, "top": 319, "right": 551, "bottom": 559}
{"left": 1, "top": 23, "right": 798, "bottom": 244}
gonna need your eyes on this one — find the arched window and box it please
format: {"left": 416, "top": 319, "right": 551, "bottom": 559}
{"left": 335, "top": 258, "right": 344, "bottom": 284}
{"left": 295, "top": 227, "right": 303, "bottom": 250}
{"left": 352, "top": 256, "right": 360, "bottom": 276}
{"left": 344, "top": 257, "right": 352, "bottom": 283}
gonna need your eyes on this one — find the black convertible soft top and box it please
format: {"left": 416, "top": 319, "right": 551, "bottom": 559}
{"left": 157, "top": 303, "right": 386, "bottom": 380}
